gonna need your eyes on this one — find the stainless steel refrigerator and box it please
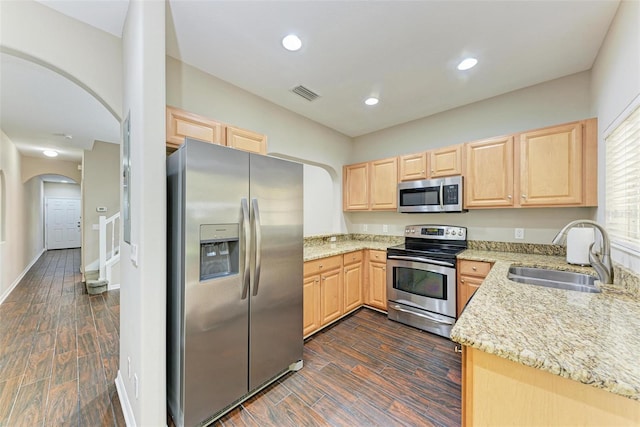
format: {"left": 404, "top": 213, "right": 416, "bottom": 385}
{"left": 167, "top": 138, "right": 303, "bottom": 427}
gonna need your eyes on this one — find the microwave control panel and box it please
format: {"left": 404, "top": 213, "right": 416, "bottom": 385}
{"left": 404, "top": 225, "right": 467, "bottom": 240}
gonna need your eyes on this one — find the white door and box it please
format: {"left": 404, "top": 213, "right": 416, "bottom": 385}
{"left": 47, "top": 198, "right": 81, "bottom": 250}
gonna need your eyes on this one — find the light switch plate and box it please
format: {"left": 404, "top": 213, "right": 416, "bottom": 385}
{"left": 515, "top": 228, "right": 525, "bottom": 239}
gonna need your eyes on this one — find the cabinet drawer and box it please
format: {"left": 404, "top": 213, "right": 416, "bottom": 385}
{"left": 368, "top": 250, "right": 387, "bottom": 263}
{"left": 304, "top": 255, "right": 342, "bottom": 276}
{"left": 343, "top": 251, "right": 363, "bottom": 266}
{"left": 458, "top": 260, "right": 492, "bottom": 277}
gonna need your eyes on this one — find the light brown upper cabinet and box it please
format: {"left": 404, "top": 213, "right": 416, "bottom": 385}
{"left": 465, "top": 118, "right": 597, "bottom": 209}
{"left": 465, "top": 136, "right": 515, "bottom": 208}
{"left": 370, "top": 157, "right": 398, "bottom": 210}
{"left": 166, "top": 106, "right": 225, "bottom": 150}
{"left": 430, "top": 144, "right": 463, "bottom": 178}
{"left": 226, "top": 125, "right": 267, "bottom": 155}
{"left": 343, "top": 157, "right": 398, "bottom": 211}
{"left": 343, "top": 162, "right": 370, "bottom": 211}
{"left": 517, "top": 119, "right": 596, "bottom": 207}
{"left": 399, "top": 152, "right": 428, "bottom": 181}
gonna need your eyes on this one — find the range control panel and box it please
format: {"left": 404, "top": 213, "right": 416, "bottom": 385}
{"left": 404, "top": 225, "right": 467, "bottom": 240}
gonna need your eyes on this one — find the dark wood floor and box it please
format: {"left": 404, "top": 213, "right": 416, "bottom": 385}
{"left": 3, "top": 249, "right": 461, "bottom": 427}
{"left": 0, "top": 249, "right": 124, "bottom": 427}
{"left": 213, "top": 308, "right": 462, "bottom": 427}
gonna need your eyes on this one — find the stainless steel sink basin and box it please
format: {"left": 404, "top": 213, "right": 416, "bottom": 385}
{"left": 507, "top": 266, "right": 601, "bottom": 293}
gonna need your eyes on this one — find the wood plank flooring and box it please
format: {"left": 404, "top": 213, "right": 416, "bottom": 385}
{"left": 211, "top": 308, "right": 462, "bottom": 427}
{"left": 4, "top": 249, "right": 461, "bottom": 426}
{"left": 0, "top": 249, "right": 124, "bottom": 427}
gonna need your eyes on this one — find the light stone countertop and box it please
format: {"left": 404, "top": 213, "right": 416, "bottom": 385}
{"left": 304, "top": 240, "right": 398, "bottom": 261}
{"left": 451, "top": 249, "right": 640, "bottom": 401}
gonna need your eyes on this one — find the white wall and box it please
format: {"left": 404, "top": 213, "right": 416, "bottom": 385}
{"left": 350, "top": 72, "right": 596, "bottom": 243}
{"left": 0, "top": 0, "right": 122, "bottom": 120}
{"left": 166, "top": 56, "right": 352, "bottom": 235}
{"left": 82, "top": 142, "right": 120, "bottom": 271}
{"left": 0, "top": 130, "right": 45, "bottom": 302}
{"left": 591, "top": 0, "right": 640, "bottom": 272}
{"left": 118, "top": 1, "right": 167, "bottom": 425}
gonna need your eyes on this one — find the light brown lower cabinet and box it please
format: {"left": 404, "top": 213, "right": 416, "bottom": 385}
{"left": 457, "top": 260, "right": 492, "bottom": 317}
{"left": 462, "top": 346, "right": 640, "bottom": 426}
{"left": 366, "top": 250, "right": 387, "bottom": 311}
{"left": 343, "top": 251, "right": 364, "bottom": 313}
{"left": 303, "top": 250, "right": 387, "bottom": 338}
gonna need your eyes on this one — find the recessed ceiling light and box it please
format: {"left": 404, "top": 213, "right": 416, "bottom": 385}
{"left": 282, "top": 34, "right": 302, "bottom": 51}
{"left": 457, "top": 57, "right": 478, "bottom": 71}
{"left": 43, "top": 150, "right": 58, "bottom": 158}
{"left": 61, "top": 180, "right": 69, "bottom": 183}
{"left": 365, "top": 97, "right": 379, "bottom": 106}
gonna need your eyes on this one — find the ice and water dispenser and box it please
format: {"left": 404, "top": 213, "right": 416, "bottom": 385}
{"left": 200, "top": 224, "right": 239, "bottom": 281}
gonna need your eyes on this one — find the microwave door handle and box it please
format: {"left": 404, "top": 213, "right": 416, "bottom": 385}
{"left": 387, "top": 255, "right": 454, "bottom": 268}
{"left": 391, "top": 305, "right": 454, "bottom": 325}
{"left": 241, "top": 198, "right": 250, "bottom": 300}
{"left": 439, "top": 182, "right": 444, "bottom": 210}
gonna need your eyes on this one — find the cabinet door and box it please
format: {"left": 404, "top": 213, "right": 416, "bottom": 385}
{"left": 226, "top": 125, "right": 267, "bottom": 155}
{"left": 343, "top": 262, "right": 363, "bottom": 313}
{"left": 343, "top": 162, "right": 369, "bottom": 211}
{"left": 166, "top": 106, "right": 225, "bottom": 149}
{"left": 430, "top": 144, "right": 462, "bottom": 178}
{"left": 320, "top": 268, "right": 343, "bottom": 325}
{"left": 399, "top": 152, "right": 428, "bottom": 181}
{"left": 370, "top": 157, "right": 398, "bottom": 210}
{"left": 303, "top": 275, "right": 321, "bottom": 337}
{"left": 457, "top": 275, "right": 483, "bottom": 317}
{"left": 465, "top": 136, "right": 514, "bottom": 208}
{"left": 518, "top": 122, "right": 583, "bottom": 206}
{"left": 367, "top": 261, "right": 387, "bottom": 310}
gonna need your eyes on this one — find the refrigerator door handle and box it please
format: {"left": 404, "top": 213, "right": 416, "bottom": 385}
{"left": 241, "top": 198, "right": 250, "bottom": 300}
{"left": 251, "top": 198, "right": 262, "bottom": 296}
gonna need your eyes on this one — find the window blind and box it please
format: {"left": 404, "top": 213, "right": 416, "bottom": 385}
{"left": 605, "top": 104, "right": 640, "bottom": 252}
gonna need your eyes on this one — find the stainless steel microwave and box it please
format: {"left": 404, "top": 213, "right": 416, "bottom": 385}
{"left": 397, "top": 176, "right": 465, "bottom": 213}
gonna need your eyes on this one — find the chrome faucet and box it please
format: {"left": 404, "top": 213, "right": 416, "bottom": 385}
{"left": 552, "top": 220, "right": 613, "bottom": 284}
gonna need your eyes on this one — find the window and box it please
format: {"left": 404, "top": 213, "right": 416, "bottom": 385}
{"left": 606, "top": 104, "right": 640, "bottom": 253}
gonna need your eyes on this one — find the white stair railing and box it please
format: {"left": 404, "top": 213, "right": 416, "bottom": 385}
{"left": 99, "top": 212, "right": 121, "bottom": 282}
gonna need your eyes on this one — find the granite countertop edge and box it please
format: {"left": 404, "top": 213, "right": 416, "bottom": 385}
{"left": 452, "top": 249, "right": 640, "bottom": 401}
{"left": 303, "top": 240, "right": 397, "bottom": 261}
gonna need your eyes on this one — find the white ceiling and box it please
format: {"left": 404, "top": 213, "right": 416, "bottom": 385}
{"left": 1, "top": 0, "right": 620, "bottom": 163}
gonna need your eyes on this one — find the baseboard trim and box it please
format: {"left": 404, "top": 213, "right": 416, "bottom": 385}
{"left": 116, "top": 371, "right": 136, "bottom": 427}
{"left": 0, "top": 248, "right": 45, "bottom": 305}
{"left": 107, "top": 283, "right": 121, "bottom": 291}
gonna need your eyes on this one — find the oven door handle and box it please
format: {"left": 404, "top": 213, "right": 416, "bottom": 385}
{"left": 391, "top": 305, "right": 454, "bottom": 325}
{"left": 387, "top": 255, "right": 454, "bottom": 268}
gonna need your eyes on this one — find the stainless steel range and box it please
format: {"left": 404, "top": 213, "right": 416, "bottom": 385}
{"left": 386, "top": 225, "right": 467, "bottom": 338}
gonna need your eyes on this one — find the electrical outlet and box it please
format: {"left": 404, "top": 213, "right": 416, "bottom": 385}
{"left": 363, "top": 224, "right": 368, "bottom": 232}
{"left": 515, "top": 228, "right": 525, "bottom": 240}
{"left": 330, "top": 236, "right": 336, "bottom": 242}
{"left": 133, "top": 374, "right": 139, "bottom": 399}
{"left": 383, "top": 224, "right": 389, "bottom": 233}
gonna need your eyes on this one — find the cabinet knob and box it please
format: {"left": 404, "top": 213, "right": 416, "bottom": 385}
{"left": 461, "top": 279, "right": 465, "bottom": 283}
{"left": 507, "top": 195, "right": 512, "bottom": 199}
{"left": 382, "top": 267, "right": 386, "bottom": 271}
{"left": 421, "top": 170, "right": 425, "bottom": 174}
{"left": 522, "top": 194, "right": 527, "bottom": 199}
{"left": 472, "top": 266, "right": 477, "bottom": 271}
{"left": 319, "top": 264, "right": 323, "bottom": 268}
{"left": 454, "top": 345, "right": 463, "bottom": 353}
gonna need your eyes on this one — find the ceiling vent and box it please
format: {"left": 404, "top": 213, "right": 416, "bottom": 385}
{"left": 291, "top": 85, "right": 320, "bottom": 101}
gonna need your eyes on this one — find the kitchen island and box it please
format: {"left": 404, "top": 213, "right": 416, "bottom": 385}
{"left": 452, "top": 249, "right": 640, "bottom": 426}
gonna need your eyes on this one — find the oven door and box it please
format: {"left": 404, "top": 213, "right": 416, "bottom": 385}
{"left": 386, "top": 256, "right": 457, "bottom": 318}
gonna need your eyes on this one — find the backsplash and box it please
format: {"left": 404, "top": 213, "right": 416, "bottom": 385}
{"left": 468, "top": 240, "right": 566, "bottom": 256}
{"left": 304, "top": 233, "right": 402, "bottom": 247}
{"left": 614, "top": 264, "right": 640, "bottom": 297}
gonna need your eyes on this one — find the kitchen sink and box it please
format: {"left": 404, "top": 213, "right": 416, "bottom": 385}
{"left": 507, "top": 266, "right": 601, "bottom": 293}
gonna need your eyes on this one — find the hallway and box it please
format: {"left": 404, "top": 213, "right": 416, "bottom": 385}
{"left": 0, "top": 249, "right": 125, "bottom": 426}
